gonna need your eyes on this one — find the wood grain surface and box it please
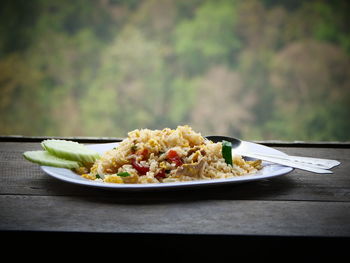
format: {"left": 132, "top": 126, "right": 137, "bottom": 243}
{"left": 1, "top": 139, "right": 349, "bottom": 258}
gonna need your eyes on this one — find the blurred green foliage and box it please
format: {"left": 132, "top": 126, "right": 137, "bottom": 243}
{"left": 0, "top": 0, "right": 349, "bottom": 141}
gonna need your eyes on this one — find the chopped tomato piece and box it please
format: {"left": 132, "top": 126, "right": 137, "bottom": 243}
{"left": 167, "top": 150, "right": 178, "bottom": 159}
{"left": 155, "top": 170, "right": 166, "bottom": 180}
{"left": 167, "top": 150, "right": 183, "bottom": 166}
{"left": 131, "top": 159, "right": 149, "bottom": 175}
{"left": 137, "top": 148, "right": 149, "bottom": 160}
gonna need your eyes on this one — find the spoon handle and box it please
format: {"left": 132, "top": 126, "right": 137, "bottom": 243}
{"left": 279, "top": 155, "right": 339, "bottom": 169}
{"left": 236, "top": 151, "right": 333, "bottom": 174}
{"left": 238, "top": 151, "right": 340, "bottom": 169}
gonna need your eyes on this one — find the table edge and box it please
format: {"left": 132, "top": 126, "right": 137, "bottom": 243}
{"left": 1, "top": 135, "right": 350, "bottom": 148}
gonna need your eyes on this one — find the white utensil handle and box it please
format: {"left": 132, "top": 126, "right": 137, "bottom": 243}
{"left": 238, "top": 152, "right": 333, "bottom": 174}
{"left": 286, "top": 156, "right": 340, "bottom": 169}
{"left": 239, "top": 151, "right": 339, "bottom": 169}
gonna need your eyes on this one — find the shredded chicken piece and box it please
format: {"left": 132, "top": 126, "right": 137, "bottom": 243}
{"left": 175, "top": 159, "right": 206, "bottom": 178}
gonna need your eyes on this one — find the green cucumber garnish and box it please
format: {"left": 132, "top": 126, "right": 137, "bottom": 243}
{"left": 222, "top": 140, "right": 233, "bottom": 166}
{"left": 23, "top": 150, "right": 80, "bottom": 169}
{"left": 41, "top": 139, "right": 100, "bottom": 163}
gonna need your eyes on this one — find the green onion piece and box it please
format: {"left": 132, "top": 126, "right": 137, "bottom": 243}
{"left": 117, "top": 172, "right": 131, "bottom": 177}
{"left": 222, "top": 140, "right": 233, "bottom": 166}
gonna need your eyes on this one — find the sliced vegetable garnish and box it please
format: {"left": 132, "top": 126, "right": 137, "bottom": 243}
{"left": 41, "top": 139, "right": 100, "bottom": 163}
{"left": 117, "top": 172, "right": 131, "bottom": 177}
{"left": 23, "top": 150, "right": 80, "bottom": 169}
{"left": 222, "top": 140, "right": 233, "bottom": 166}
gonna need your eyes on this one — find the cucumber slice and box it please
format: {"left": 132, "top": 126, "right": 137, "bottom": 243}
{"left": 23, "top": 151, "right": 80, "bottom": 169}
{"left": 41, "top": 139, "right": 100, "bottom": 163}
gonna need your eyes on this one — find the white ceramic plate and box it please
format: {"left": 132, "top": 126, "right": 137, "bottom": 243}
{"left": 41, "top": 141, "right": 293, "bottom": 190}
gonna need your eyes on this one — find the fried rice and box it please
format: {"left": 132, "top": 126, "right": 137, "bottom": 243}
{"left": 79, "top": 125, "right": 262, "bottom": 184}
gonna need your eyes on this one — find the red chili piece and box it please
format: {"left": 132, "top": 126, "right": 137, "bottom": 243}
{"left": 167, "top": 150, "right": 183, "bottom": 166}
{"left": 131, "top": 159, "right": 150, "bottom": 175}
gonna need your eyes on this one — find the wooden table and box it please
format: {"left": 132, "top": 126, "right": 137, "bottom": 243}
{"left": 1, "top": 137, "right": 349, "bottom": 259}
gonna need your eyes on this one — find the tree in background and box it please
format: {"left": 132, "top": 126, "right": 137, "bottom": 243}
{"left": 190, "top": 66, "right": 256, "bottom": 137}
{"left": 174, "top": 0, "right": 241, "bottom": 75}
{"left": 270, "top": 40, "right": 350, "bottom": 140}
{"left": 0, "top": 0, "right": 349, "bottom": 141}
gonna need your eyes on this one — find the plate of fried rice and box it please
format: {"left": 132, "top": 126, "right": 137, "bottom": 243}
{"left": 41, "top": 125, "right": 293, "bottom": 190}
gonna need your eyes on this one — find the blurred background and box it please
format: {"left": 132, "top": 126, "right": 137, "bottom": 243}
{"left": 1, "top": 0, "right": 349, "bottom": 141}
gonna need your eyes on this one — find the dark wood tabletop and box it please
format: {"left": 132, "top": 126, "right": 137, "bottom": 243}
{"left": 1, "top": 137, "right": 349, "bottom": 259}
